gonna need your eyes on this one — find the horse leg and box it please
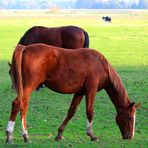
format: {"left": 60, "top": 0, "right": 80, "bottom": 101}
{"left": 20, "top": 89, "right": 31, "bottom": 143}
{"left": 6, "top": 97, "right": 20, "bottom": 143}
{"left": 85, "top": 89, "right": 99, "bottom": 141}
{"left": 55, "top": 93, "right": 84, "bottom": 141}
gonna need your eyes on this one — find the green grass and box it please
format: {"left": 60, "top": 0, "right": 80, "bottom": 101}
{"left": 0, "top": 10, "right": 148, "bottom": 147}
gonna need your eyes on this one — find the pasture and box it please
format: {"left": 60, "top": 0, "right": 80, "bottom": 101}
{"left": 0, "top": 9, "right": 148, "bottom": 147}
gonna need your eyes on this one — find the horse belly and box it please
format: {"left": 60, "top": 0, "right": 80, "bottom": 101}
{"left": 44, "top": 80, "right": 83, "bottom": 94}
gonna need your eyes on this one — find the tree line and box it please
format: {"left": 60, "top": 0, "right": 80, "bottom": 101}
{"left": 0, "top": 0, "right": 147, "bottom": 9}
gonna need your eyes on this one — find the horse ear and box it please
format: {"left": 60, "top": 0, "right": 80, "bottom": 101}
{"left": 8, "top": 62, "right": 11, "bottom": 67}
{"left": 135, "top": 103, "right": 141, "bottom": 109}
{"left": 128, "top": 102, "right": 135, "bottom": 109}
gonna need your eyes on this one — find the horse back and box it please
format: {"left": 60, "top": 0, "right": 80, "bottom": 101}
{"left": 61, "top": 26, "right": 83, "bottom": 48}
{"left": 18, "top": 26, "right": 89, "bottom": 49}
{"left": 17, "top": 44, "right": 109, "bottom": 93}
{"left": 18, "top": 26, "right": 62, "bottom": 46}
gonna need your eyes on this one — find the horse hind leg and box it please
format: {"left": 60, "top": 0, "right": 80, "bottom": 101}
{"left": 20, "top": 101, "right": 29, "bottom": 142}
{"left": 6, "top": 97, "right": 20, "bottom": 143}
{"left": 20, "top": 88, "right": 32, "bottom": 143}
{"left": 6, "top": 88, "right": 32, "bottom": 143}
{"left": 55, "top": 93, "right": 84, "bottom": 141}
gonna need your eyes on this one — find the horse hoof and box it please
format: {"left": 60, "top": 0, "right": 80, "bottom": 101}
{"left": 6, "top": 131, "right": 13, "bottom": 144}
{"left": 55, "top": 136, "right": 62, "bottom": 141}
{"left": 23, "top": 134, "right": 30, "bottom": 143}
{"left": 24, "top": 138, "right": 30, "bottom": 143}
{"left": 6, "top": 139, "right": 13, "bottom": 144}
{"left": 91, "top": 137, "right": 99, "bottom": 141}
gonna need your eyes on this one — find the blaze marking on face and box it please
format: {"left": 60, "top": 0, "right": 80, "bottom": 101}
{"left": 132, "top": 113, "right": 136, "bottom": 138}
{"left": 6, "top": 121, "right": 15, "bottom": 133}
{"left": 86, "top": 120, "right": 93, "bottom": 134}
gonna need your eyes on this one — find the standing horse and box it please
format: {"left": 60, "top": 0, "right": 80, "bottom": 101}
{"left": 6, "top": 44, "right": 140, "bottom": 143}
{"left": 18, "top": 25, "right": 89, "bottom": 48}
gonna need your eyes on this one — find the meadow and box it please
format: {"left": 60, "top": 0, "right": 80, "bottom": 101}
{"left": 0, "top": 9, "right": 148, "bottom": 147}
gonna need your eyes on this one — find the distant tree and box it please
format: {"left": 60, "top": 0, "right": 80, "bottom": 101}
{"left": 0, "top": 0, "right": 147, "bottom": 9}
{"left": 138, "top": 0, "right": 146, "bottom": 8}
{"left": 75, "top": 0, "right": 94, "bottom": 9}
{"left": 75, "top": 0, "right": 147, "bottom": 9}
{"left": 40, "top": 0, "right": 50, "bottom": 9}
{"left": 107, "top": 1, "right": 121, "bottom": 9}
{"left": 144, "top": 0, "right": 148, "bottom": 8}
{"left": 0, "top": 0, "right": 8, "bottom": 9}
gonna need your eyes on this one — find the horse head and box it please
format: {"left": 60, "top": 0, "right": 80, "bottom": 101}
{"left": 116, "top": 102, "right": 140, "bottom": 139}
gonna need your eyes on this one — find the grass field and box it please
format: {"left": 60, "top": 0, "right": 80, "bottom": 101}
{"left": 0, "top": 9, "right": 148, "bottom": 147}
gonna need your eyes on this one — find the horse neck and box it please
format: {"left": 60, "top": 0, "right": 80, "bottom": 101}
{"left": 105, "top": 63, "right": 130, "bottom": 112}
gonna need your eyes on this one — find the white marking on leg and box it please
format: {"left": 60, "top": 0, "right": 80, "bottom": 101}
{"left": 6, "top": 121, "right": 15, "bottom": 133}
{"left": 132, "top": 113, "right": 136, "bottom": 138}
{"left": 86, "top": 119, "right": 93, "bottom": 135}
{"left": 21, "top": 118, "right": 28, "bottom": 136}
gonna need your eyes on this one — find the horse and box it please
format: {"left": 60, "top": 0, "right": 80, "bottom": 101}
{"left": 102, "top": 16, "right": 112, "bottom": 22}
{"left": 18, "top": 25, "right": 89, "bottom": 48}
{"left": 6, "top": 44, "right": 140, "bottom": 143}
{"left": 9, "top": 25, "right": 89, "bottom": 90}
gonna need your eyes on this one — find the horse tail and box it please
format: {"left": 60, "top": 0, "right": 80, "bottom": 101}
{"left": 83, "top": 31, "right": 89, "bottom": 48}
{"left": 11, "top": 45, "right": 25, "bottom": 101}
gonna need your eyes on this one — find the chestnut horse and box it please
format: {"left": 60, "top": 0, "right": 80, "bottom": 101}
{"left": 6, "top": 44, "right": 140, "bottom": 143}
{"left": 18, "top": 25, "right": 89, "bottom": 48}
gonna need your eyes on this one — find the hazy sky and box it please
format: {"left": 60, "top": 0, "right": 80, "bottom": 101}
{"left": 50, "top": 0, "right": 139, "bottom": 1}
{"left": 51, "top": 0, "right": 139, "bottom": 5}
{"left": 0, "top": 0, "right": 144, "bottom": 9}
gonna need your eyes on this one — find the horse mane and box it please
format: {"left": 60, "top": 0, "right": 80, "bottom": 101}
{"left": 107, "top": 62, "right": 130, "bottom": 106}
{"left": 11, "top": 45, "right": 25, "bottom": 100}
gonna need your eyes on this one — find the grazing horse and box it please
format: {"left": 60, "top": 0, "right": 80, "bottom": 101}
{"left": 18, "top": 25, "right": 89, "bottom": 48}
{"left": 6, "top": 44, "right": 140, "bottom": 143}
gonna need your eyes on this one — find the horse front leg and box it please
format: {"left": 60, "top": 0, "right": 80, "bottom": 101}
{"left": 85, "top": 89, "right": 99, "bottom": 141}
{"left": 6, "top": 98, "right": 20, "bottom": 143}
{"left": 55, "top": 93, "right": 84, "bottom": 141}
